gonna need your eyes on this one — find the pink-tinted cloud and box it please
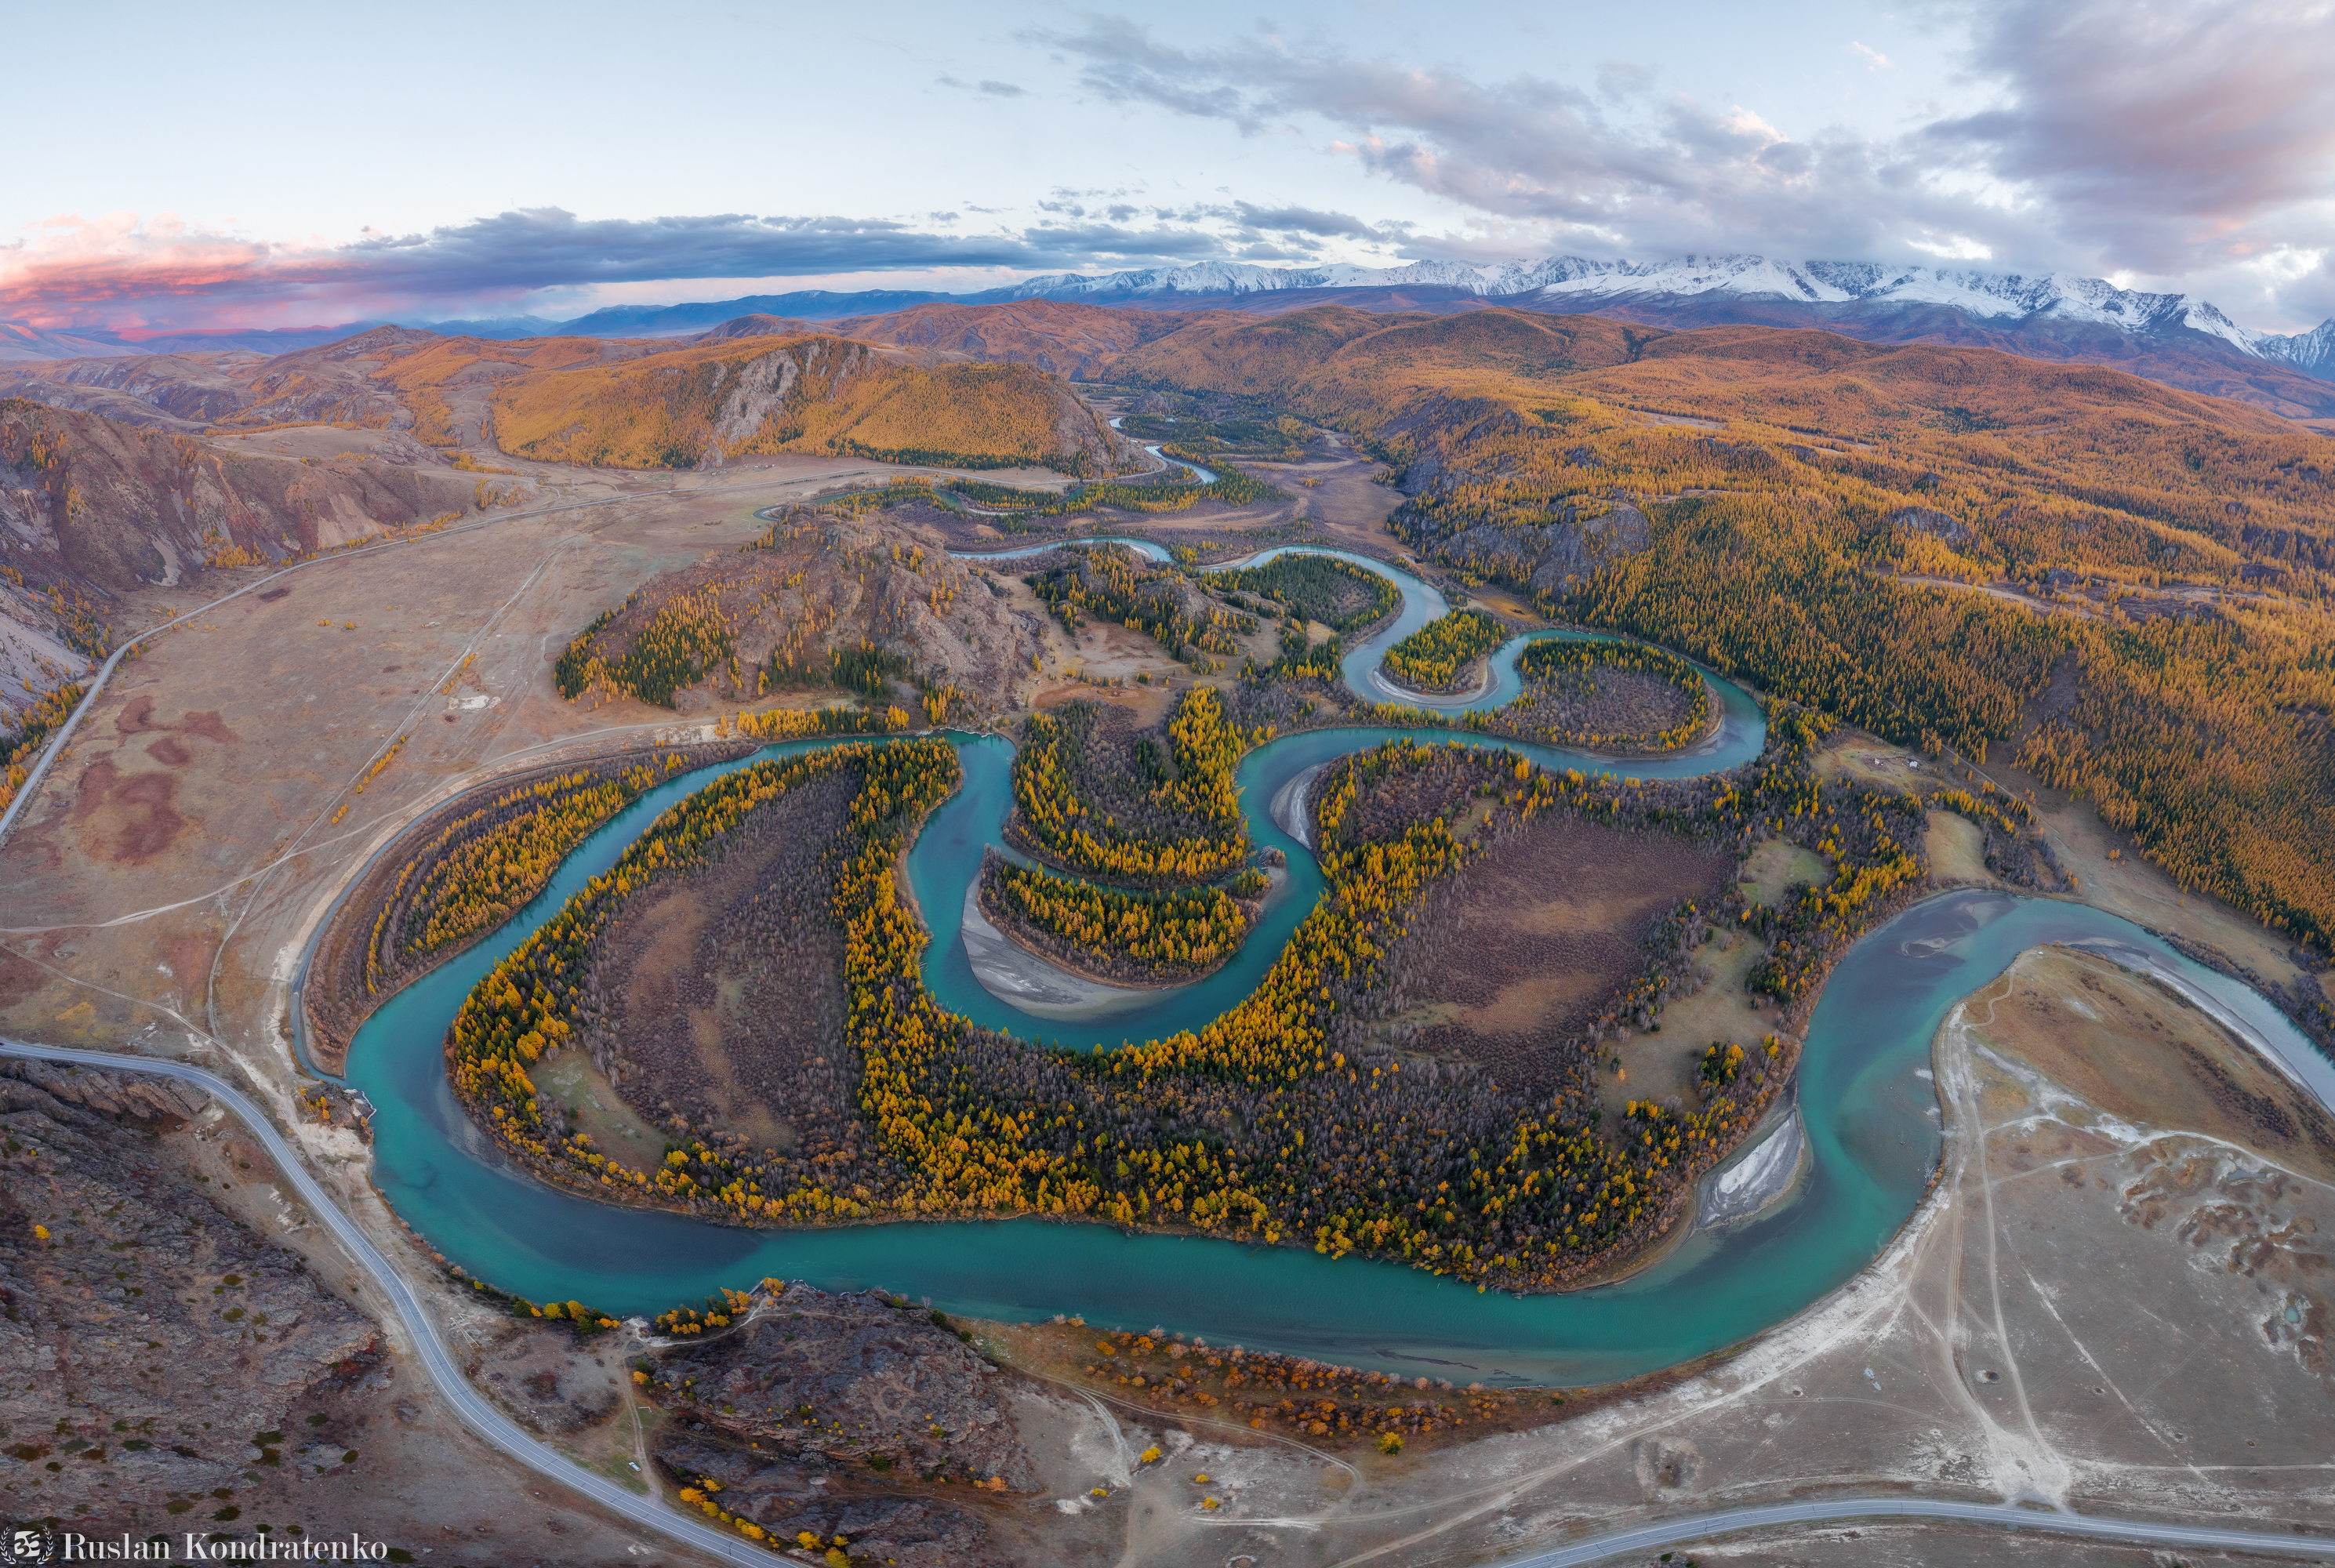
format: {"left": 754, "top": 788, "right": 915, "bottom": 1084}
{"left": 0, "top": 208, "right": 1240, "bottom": 331}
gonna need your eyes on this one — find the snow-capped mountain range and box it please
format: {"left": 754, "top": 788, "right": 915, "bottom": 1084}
{"left": 5, "top": 255, "right": 2330, "bottom": 402}
{"left": 986, "top": 254, "right": 2335, "bottom": 373}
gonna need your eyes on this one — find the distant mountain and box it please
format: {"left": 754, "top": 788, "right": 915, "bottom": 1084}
{"left": 518, "top": 256, "right": 2335, "bottom": 411}
{"left": 533, "top": 291, "right": 958, "bottom": 338}
{"left": 8, "top": 252, "right": 2333, "bottom": 420}
{"left": 405, "top": 314, "right": 566, "bottom": 340}
{"left": 0, "top": 320, "right": 388, "bottom": 361}
{"left": 982, "top": 254, "right": 2331, "bottom": 358}
{"left": 2254, "top": 318, "right": 2335, "bottom": 375}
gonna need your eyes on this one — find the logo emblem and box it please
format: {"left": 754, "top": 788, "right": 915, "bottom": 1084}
{"left": 1, "top": 1526, "right": 57, "bottom": 1567}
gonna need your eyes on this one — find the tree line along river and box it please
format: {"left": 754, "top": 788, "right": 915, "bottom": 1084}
{"left": 317, "top": 546, "right": 2331, "bottom": 1385}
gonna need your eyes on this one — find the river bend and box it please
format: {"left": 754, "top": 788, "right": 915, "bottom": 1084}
{"left": 331, "top": 547, "right": 2327, "bottom": 1384}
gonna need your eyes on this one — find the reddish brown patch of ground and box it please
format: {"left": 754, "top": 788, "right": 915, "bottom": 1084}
{"left": 111, "top": 695, "right": 237, "bottom": 746}
{"left": 145, "top": 735, "right": 192, "bottom": 766}
{"left": 1407, "top": 815, "right": 1734, "bottom": 1094}
{"left": 67, "top": 759, "right": 188, "bottom": 865}
{"left": 114, "top": 694, "right": 158, "bottom": 734}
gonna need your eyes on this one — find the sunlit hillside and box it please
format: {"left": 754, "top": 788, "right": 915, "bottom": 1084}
{"left": 369, "top": 334, "right": 644, "bottom": 447}
{"left": 485, "top": 335, "right": 1115, "bottom": 471}
{"left": 830, "top": 298, "right": 1191, "bottom": 379}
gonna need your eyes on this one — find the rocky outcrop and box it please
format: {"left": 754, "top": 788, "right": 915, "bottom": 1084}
{"left": 558, "top": 503, "right": 1044, "bottom": 720}
{"left": 1385, "top": 401, "right": 1654, "bottom": 596}
{"left": 1892, "top": 506, "right": 1970, "bottom": 544}
{"left": 0, "top": 1060, "right": 379, "bottom": 1519}
{"left": 658, "top": 1436, "right": 1003, "bottom": 1567}
{"left": 645, "top": 1285, "right": 1036, "bottom": 1489}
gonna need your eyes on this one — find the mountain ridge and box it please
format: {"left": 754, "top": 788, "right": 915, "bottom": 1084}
{"left": 7, "top": 254, "right": 2330, "bottom": 414}
{"left": 980, "top": 253, "right": 2335, "bottom": 372}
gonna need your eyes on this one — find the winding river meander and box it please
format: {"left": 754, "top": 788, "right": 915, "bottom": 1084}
{"left": 331, "top": 544, "right": 2332, "bottom": 1385}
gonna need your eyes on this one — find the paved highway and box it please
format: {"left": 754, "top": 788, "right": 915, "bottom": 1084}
{"left": 0, "top": 1036, "right": 770, "bottom": 1566}
{"left": 1491, "top": 1495, "right": 2333, "bottom": 1566}
{"left": 11, "top": 1037, "right": 2335, "bottom": 1566}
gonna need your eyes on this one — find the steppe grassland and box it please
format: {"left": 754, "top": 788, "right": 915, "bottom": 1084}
{"left": 0, "top": 456, "right": 887, "bottom": 1067}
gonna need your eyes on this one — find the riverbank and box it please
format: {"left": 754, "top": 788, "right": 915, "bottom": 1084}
{"left": 975, "top": 883, "right": 1258, "bottom": 994}
{"left": 303, "top": 738, "right": 759, "bottom": 1073}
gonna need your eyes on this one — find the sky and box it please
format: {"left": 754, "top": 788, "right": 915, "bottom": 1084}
{"left": 5, "top": 0, "right": 2333, "bottom": 333}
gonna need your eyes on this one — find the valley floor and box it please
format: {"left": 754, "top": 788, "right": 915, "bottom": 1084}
{"left": 2, "top": 435, "right": 2330, "bottom": 1566}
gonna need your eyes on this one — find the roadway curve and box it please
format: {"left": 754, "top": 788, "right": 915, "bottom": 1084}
{"left": 0, "top": 1035, "right": 771, "bottom": 1567}
{"left": 7, "top": 1034, "right": 2333, "bottom": 1567}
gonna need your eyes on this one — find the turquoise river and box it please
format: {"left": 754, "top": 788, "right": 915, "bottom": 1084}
{"left": 325, "top": 546, "right": 2330, "bottom": 1385}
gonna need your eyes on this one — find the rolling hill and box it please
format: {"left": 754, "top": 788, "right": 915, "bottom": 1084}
{"left": 485, "top": 333, "right": 1120, "bottom": 471}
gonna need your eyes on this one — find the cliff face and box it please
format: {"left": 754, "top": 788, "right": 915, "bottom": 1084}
{"left": 489, "top": 333, "right": 1119, "bottom": 473}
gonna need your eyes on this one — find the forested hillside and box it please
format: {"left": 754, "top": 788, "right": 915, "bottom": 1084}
{"left": 1117, "top": 308, "right": 2335, "bottom": 948}
{"left": 488, "top": 335, "right": 1120, "bottom": 472}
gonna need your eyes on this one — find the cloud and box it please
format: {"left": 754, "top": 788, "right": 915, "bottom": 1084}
{"left": 1926, "top": 0, "right": 2335, "bottom": 277}
{"left": 1849, "top": 42, "right": 1891, "bottom": 70}
{"left": 1231, "top": 202, "right": 1396, "bottom": 241}
{"left": 0, "top": 208, "right": 1237, "bottom": 329}
{"left": 1040, "top": 17, "right": 2010, "bottom": 264}
{"left": 11, "top": 5, "right": 2334, "bottom": 332}
{"left": 1038, "top": 6, "right": 2335, "bottom": 320}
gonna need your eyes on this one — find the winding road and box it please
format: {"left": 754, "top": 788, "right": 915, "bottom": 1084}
{"left": 5, "top": 1034, "right": 2330, "bottom": 1566}
{"left": 0, "top": 1036, "right": 776, "bottom": 1565}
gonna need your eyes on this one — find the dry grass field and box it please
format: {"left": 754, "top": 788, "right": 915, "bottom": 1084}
{"left": 1395, "top": 815, "right": 1736, "bottom": 1096}
{"left": 589, "top": 769, "right": 859, "bottom": 1153}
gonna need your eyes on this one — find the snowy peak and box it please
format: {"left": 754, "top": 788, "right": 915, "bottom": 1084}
{"left": 987, "top": 252, "right": 2332, "bottom": 373}
{"left": 2249, "top": 317, "right": 2335, "bottom": 373}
